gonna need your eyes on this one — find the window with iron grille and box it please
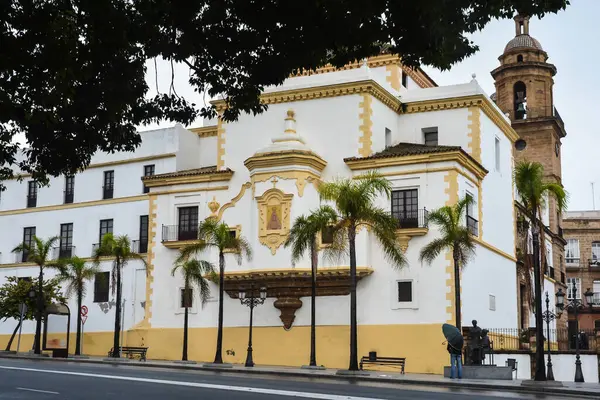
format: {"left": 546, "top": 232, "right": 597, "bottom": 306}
{"left": 27, "top": 181, "right": 37, "bottom": 208}
{"left": 64, "top": 175, "right": 75, "bottom": 204}
{"left": 22, "top": 227, "right": 36, "bottom": 262}
{"left": 178, "top": 207, "right": 199, "bottom": 240}
{"left": 422, "top": 127, "right": 438, "bottom": 146}
{"left": 59, "top": 223, "right": 73, "bottom": 258}
{"left": 391, "top": 189, "right": 418, "bottom": 228}
{"left": 139, "top": 215, "right": 149, "bottom": 253}
{"left": 143, "top": 165, "right": 155, "bottom": 194}
{"left": 103, "top": 171, "right": 114, "bottom": 199}
{"left": 397, "top": 281, "right": 412, "bottom": 302}
{"left": 180, "top": 288, "right": 193, "bottom": 308}
{"left": 99, "top": 219, "right": 113, "bottom": 243}
{"left": 94, "top": 272, "right": 110, "bottom": 303}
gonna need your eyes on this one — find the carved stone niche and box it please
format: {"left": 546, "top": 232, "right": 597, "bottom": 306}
{"left": 223, "top": 267, "right": 373, "bottom": 330}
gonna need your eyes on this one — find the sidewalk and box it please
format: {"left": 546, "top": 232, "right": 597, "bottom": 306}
{"left": 1, "top": 351, "right": 599, "bottom": 398}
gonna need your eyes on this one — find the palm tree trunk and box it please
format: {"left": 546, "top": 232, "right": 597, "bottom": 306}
{"left": 309, "top": 241, "right": 318, "bottom": 367}
{"left": 112, "top": 262, "right": 122, "bottom": 358}
{"left": 453, "top": 248, "right": 461, "bottom": 331}
{"left": 5, "top": 322, "right": 21, "bottom": 351}
{"left": 34, "top": 267, "right": 43, "bottom": 355}
{"left": 214, "top": 251, "right": 225, "bottom": 364}
{"left": 348, "top": 224, "right": 359, "bottom": 371}
{"left": 183, "top": 305, "right": 189, "bottom": 361}
{"left": 531, "top": 209, "right": 546, "bottom": 381}
{"left": 75, "top": 291, "right": 83, "bottom": 355}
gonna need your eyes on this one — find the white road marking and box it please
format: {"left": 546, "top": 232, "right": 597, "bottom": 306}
{"left": 16, "top": 387, "right": 59, "bottom": 395}
{"left": 0, "top": 366, "right": 384, "bottom": 400}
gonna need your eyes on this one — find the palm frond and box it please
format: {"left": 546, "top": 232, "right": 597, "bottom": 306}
{"left": 176, "top": 241, "right": 209, "bottom": 264}
{"left": 360, "top": 207, "right": 406, "bottom": 269}
{"left": 542, "top": 182, "right": 568, "bottom": 212}
{"left": 173, "top": 258, "right": 215, "bottom": 308}
{"left": 419, "top": 237, "right": 453, "bottom": 264}
{"left": 285, "top": 215, "right": 313, "bottom": 264}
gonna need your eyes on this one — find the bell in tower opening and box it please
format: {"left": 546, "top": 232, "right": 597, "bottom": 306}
{"left": 514, "top": 81, "right": 527, "bottom": 120}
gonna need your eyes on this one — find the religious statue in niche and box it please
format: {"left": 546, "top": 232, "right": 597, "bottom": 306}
{"left": 256, "top": 188, "right": 293, "bottom": 255}
{"left": 267, "top": 205, "right": 283, "bottom": 230}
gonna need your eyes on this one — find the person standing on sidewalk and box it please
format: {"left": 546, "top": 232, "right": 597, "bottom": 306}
{"left": 447, "top": 342, "right": 463, "bottom": 379}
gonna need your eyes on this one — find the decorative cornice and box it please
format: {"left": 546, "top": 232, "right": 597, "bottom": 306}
{"left": 162, "top": 239, "right": 203, "bottom": 249}
{"left": 212, "top": 80, "right": 402, "bottom": 114}
{"left": 217, "top": 182, "right": 252, "bottom": 221}
{"left": 404, "top": 94, "right": 520, "bottom": 143}
{"left": 345, "top": 150, "right": 488, "bottom": 181}
{"left": 189, "top": 126, "right": 218, "bottom": 138}
{"left": 0, "top": 194, "right": 148, "bottom": 216}
{"left": 143, "top": 170, "right": 233, "bottom": 188}
{"left": 472, "top": 236, "right": 517, "bottom": 262}
{"left": 244, "top": 151, "right": 327, "bottom": 173}
{"left": 222, "top": 266, "right": 373, "bottom": 279}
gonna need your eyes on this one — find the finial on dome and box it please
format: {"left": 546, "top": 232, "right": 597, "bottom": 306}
{"left": 284, "top": 109, "right": 297, "bottom": 134}
{"left": 471, "top": 73, "right": 477, "bottom": 81}
{"left": 514, "top": 14, "right": 530, "bottom": 36}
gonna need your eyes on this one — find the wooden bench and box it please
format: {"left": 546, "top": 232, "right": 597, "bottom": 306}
{"left": 360, "top": 356, "right": 406, "bottom": 374}
{"left": 108, "top": 346, "right": 148, "bottom": 361}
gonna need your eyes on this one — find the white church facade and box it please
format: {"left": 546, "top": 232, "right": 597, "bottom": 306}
{"left": 0, "top": 54, "right": 520, "bottom": 374}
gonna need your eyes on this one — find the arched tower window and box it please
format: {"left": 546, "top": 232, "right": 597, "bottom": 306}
{"left": 514, "top": 81, "right": 527, "bottom": 120}
{"left": 517, "top": 54, "right": 524, "bottom": 62}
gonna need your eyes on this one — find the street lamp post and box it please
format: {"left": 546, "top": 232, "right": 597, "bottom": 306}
{"left": 541, "top": 291, "right": 557, "bottom": 381}
{"left": 555, "top": 287, "right": 595, "bottom": 383}
{"left": 238, "top": 285, "right": 267, "bottom": 367}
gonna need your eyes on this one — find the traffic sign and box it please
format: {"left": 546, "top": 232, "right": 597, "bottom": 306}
{"left": 18, "top": 303, "right": 28, "bottom": 315}
{"left": 80, "top": 305, "right": 88, "bottom": 317}
{"left": 81, "top": 315, "right": 88, "bottom": 325}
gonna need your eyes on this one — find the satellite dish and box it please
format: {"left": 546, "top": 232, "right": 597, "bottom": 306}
{"left": 515, "top": 139, "right": 527, "bottom": 151}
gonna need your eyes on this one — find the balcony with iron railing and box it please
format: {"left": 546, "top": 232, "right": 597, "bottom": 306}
{"left": 161, "top": 225, "right": 200, "bottom": 249}
{"left": 391, "top": 209, "right": 429, "bottom": 252}
{"left": 51, "top": 246, "right": 75, "bottom": 260}
{"left": 13, "top": 250, "right": 29, "bottom": 264}
{"left": 26, "top": 195, "right": 37, "bottom": 208}
{"left": 565, "top": 257, "right": 582, "bottom": 270}
{"left": 103, "top": 185, "right": 114, "bottom": 200}
{"left": 64, "top": 190, "right": 74, "bottom": 204}
{"left": 467, "top": 215, "right": 478, "bottom": 236}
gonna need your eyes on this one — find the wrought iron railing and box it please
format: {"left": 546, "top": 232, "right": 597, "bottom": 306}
{"left": 103, "top": 186, "right": 114, "bottom": 200}
{"left": 391, "top": 208, "right": 429, "bottom": 229}
{"left": 588, "top": 258, "right": 600, "bottom": 267}
{"left": 26, "top": 195, "right": 37, "bottom": 208}
{"left": 14, "top": 251, "right": 28, "bottom": 263}
{"left": 52, "top": 246, "right": 75, "bottom": 260}
{"left": 64, "top": 190, "right": 74, "bottom": 204}
{"left": 91, "top": 243, "right": 100, "bottom": 256}
{"left": 130, "top": 240, "right": 148, "bottom": 254}
{"left": 162, "top": 225, "right": 198, "bottom": 242}
{"left": 565, "top": 257, "right": 581, "bottom": 267}
{"left": 467, "top": 215, "right": 478, "bottom": 236}
{"left": 487, "top": 328, "right": 599, "bottom": 352}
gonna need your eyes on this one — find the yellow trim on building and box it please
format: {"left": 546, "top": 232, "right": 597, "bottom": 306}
{"left": 212, "top": 80, "right": 402, "bottom": 114}
{"left": 139, "top": 195, "right": 158, "bottom": 328}
{"left": 244, "top": 152, "right": 326, "bottom": 173}
{"left": 386, "top": 64, "right": 401, "bottom": 91}
{"left": 444, "top": 170, "right": 459, "bottom": 324}
{"left": 150, "top": 186, "right": 229, "bottom": 196}
{"left": 190, "top": 126, "right": 218, "bottom": 138}
{"left": 0, "top": 195, "right": 148, "bottom": 216}
{"left": 143, "top": 171, "right": 233, "bottom": 188}
{"left": 345, "top": 150, "right": 487, "bottom": 181}
{"left": 404, "top": 94, "right": 519, "bottom": 144}
{"left": 250, "top": 170, "right": 321, "bottom": 198}
{"left": 217, "top": 182, "right": 252, "bottom": 221}
{"left": 478, "top": 182, "right": 484, "bottom": 239}
{"left": 216, "top": 116, "right": 226, "bottom": 170}
{"left": 256, "top": 188, "right": 293, "bottom": 255}
{"left": 472, "top": 236, "right": 517, "bottom": 262}
{"left": 358, "top": 94, "right": 374, "bottom": 157}
{"left": 356, "top": 166, "right": 479, "bottom": 186}
{"left": 467, "top": 107, "right": 482, "bottom": 163}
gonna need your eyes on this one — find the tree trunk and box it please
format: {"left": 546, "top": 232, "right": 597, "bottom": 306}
{"left": 348, "top": 224, "right": 359, "bottom": 371}
{"left": 213, "top": 251, "right": 225, "bottom": 364}
{"left": 34, "top": 267, "right": 43, "bottom": 355}
{"left": 75, "top": 290, "right": 83, "bottom": 355}
{"left": 5, "top": 321, "right": 21, "bottom": 351}
{"left": 309, "top": 241, "right": 318, "bottom": 367}
{"left": 112, "top": 262, "right": 122, "bottom": 358}
{"left": 453, "top": 248, "right": 461, "bottom": 331}
{"left": 531, "top": 209, "right": 546, "bottom": 381}
{"left": 182, "top": 305, "right": 189, "bottom": 361}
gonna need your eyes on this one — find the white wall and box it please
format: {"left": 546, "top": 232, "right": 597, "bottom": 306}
{"left": 551, "top": 354, "right": 599, "bottom": 383}
{"left": 485, "top": 353, "right": 531, "bottom": 380}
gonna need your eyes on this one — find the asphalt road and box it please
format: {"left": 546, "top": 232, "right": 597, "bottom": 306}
{"left": 0, "top": 358, "right": 584, "bottom": 399}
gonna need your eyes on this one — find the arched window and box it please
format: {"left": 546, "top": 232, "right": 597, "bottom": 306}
{"left": 514, "top": 81, "right": 527, "bottom": 120}
{"left": 517, "top": 54, "right": 524, "bottom": 62}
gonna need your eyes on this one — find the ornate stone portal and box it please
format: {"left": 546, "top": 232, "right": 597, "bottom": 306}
{"left": 223, "top": 267, "right": 373, "bottom": 329}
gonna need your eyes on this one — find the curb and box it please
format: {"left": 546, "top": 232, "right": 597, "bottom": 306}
{"left": 0, "top": 354, "right": 598, "bottom": 398}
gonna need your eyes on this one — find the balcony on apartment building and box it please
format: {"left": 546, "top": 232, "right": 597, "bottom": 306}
{"left": 161, "top": 225, "right": 200, "bottom": 249}
{"left": 91, "top": 240, "right": 148, "bottom": 257}
{"left": 51, "top": 246, "right": 76, "bottom": 260}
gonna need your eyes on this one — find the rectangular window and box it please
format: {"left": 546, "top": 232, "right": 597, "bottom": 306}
{"left": 139, "top": 215, "right": 149, "bottom": 253}
{"left": 103, "top": 170, "right": 114, "bottom": 199}
{"left": 385, "top": 128, "right": 392, "bottom": 148}
{"left": 465, "top": 191, "right": 478, "bottom": 236}
{"left": 21, "top": 227, "right": 36, "bottom": 262}
{"left": 178, "top": 207, "right": 199, "bottom": 241}
{"left": 401, "top": 72, "right": 408, "bottom": 88}
{"left": 423, "top": 127, "right": 438, "bottom": 146}
{"left": 565, "top": 239, "right": 580, "bottom": 264}
{"left": 27, "top": 181, "right": 37, "bottom": 208}
{"left": 64, "top": 175, "right": 75, "bottom": 204}
{"left": 93, "top": 272, "right": 110, "bottom": 303}
{"left": 143, "top": 165, "right": 155, "bottom": 194}
{"left": 593, "top": 281, "right": 600, "bottom": 306}
{"left": 391, "top": 189, "right": 419, "bottom": 228}
{"left": 321, "top": 226, "right": 334, "bottom": 245}
{"left": 99, "top": 219, "right": 113, "bottom": 243}
{"left": 495, "top": 137, "right": 501, "bottom": 172}
{"left": 59, "top": 223, "right": 74, "bottom": 259}
{"left": 397, "top": 281, "right": 413, "bottom": 302}
{"left": 592, "top": 242, "right": 600, "bottom": 263}
{"left": 180, "top": 288, "right": 193, "bottom": 308}
{"left": 567, "top": 277, "right": 581, "bottom": 300}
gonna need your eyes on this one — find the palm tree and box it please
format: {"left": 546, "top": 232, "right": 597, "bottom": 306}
{"left": 177, "top": 218, "right": 252, "bottom": 364}
{"left": 93, "top": 233, "right": 147, "bottom": 358}
{"left": 419, "top": 196, "right": 476, "bottom": 331}
{"left": 285, "top": 206, "right": 341, "bottom": 367}
{"left": 514, "top": 161, "right": 567, "bottom": 381}
{"left": 53, "top": 257, "right": 100, "bottom": 356}
{"left": 12, "top": 236, "right": 60, "bottom": 355}
{"left": 318, "top": 172, "right": 406, "bottom": 371}
{"left": 171, "top": 258, "right": 215, "bottom": 361}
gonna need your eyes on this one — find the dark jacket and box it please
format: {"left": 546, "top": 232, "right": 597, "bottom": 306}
{"left": 447, "top": 343, "right": 462, "bottom": 355}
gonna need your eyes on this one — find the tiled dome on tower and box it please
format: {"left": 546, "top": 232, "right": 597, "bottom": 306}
{"left": 503, "top": 15, "right": 544, "bottom": 53}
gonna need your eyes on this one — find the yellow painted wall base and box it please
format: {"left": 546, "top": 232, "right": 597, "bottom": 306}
{"left": 0, "top": 324, "right": 448, "bottom": 374}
